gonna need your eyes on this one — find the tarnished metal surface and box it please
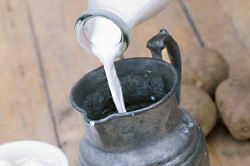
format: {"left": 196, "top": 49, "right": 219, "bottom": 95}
{"left": 70, "top": 30, "right": 209, "bottom": 166}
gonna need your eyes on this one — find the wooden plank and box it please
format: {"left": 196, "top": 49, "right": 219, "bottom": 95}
{"left": 0, "top": 0, "right": 57, "bottom": 144}
{"left": 25, "top": 0, "right": 101, "bottom": 164}
{"left": 126, "top": 0, "right": 200, "bottom": 61}
{"left": 218, "top": 0, "right": 250, "bottom": 53}
{"left": 184, "top": 0, "right": 250, "bottom": 78}
{"left": 13, "top": 0, "right": 250, "bottom": 165}
{"left": 207, "top": 123, "right": 250, "bottom": 166}
{"left": 182, "top": 0, "right": 250, "bottom": 165}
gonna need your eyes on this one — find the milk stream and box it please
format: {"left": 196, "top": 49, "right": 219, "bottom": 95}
{"left": 79, "top": 17, "right": 126, "bottom": 113}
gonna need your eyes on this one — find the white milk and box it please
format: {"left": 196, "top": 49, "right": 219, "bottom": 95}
{"left": 0, "top": 158, "right": 57, "bottom": 166}
{"left": 76, "top": 0, "right": 173, "bottom": 114}
{"left": 80, "top": 17, "right": 126, "bottom": 113}
{"left": 0, "top": 160, "right": 16, "bottom": 166}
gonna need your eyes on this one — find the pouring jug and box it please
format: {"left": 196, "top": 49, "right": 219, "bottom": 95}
{"left": 75, "top": 0, "right": 172, "bottom": 56}
{"left": 70, "top": 30, "right": 210, "bottom": 166}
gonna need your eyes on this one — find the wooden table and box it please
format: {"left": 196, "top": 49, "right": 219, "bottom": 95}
{"left": 0, "top": 0, "right": 250, "bottom": 165}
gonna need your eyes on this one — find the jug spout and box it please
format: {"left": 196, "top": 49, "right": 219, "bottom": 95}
{"left": 75, "top": 0, "right": 173, "bottom": 57}
{"left": 70, "top": 29, "right": 183, "bottom": 151}
{"left": 83, "top": 94, "right": 180, "bottom": 152}
{"left": 70, "top": 54, "right": 182, "bottom": 151}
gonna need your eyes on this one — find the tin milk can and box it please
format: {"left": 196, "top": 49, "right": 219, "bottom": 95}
{"left": 70, "top": 30, "right": 210, "bottom": 166}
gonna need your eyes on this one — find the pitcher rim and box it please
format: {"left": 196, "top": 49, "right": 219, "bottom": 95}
{"left": 70, "top": 57, "right": 178, "bottom": 125}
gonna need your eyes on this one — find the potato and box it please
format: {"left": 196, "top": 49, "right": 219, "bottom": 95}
{"left": 181, "top": 85, "right": 217, "bottom": 136}
{"left": 182, "top": 47, "right": 229, "bottom": 96}
{"left": 216, "top": 75, "right": 250, "bottom": 140}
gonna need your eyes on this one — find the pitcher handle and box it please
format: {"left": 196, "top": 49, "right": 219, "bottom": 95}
{"left": 147, "top": 29, "right": 182, "bottom": 104}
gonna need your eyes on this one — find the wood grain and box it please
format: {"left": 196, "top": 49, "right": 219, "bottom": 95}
{"left": 0, "top": 0, "right": 57, "bottom": 144}
{"left": 126, "top": 0, "right": 200, "bottom": 61}
{"left": 183, "top": 0, "right": 250, "bottom": 77}
{"left": 24, "top": 0, "right": 101, "bottom": 164}
{"left": 218, "top": 0, "right": 250, "bottom": 53}
{"left": 0, "top": 0, "right": 250, "bottom": 165}
{"left": 182, "top": 0, "right": 250, "bottom": 165}
{"left": 207, "top": 123, "right": 250, "bottom": 166}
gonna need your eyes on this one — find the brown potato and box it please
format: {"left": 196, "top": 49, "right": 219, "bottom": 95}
{"left": 182, "top": 47, "right": 229, "bottom": 96}
{"left": 216, "top": 75, "right": 250, "bottom": 140}
{"left": 181, "top": 85, "right": 217, "bottom": 136}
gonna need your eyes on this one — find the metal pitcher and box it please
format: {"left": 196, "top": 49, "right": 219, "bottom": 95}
{"left": 70, "top": 30, "right": 210, "bottom": 166}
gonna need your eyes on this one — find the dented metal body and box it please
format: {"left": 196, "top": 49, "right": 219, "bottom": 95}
{"left": 70, "top": 30, "right": 210, "bottom": 166}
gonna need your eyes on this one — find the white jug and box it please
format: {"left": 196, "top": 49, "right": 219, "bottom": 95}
{"left": 75, "top": 0, "right": 172, "bottom": 56}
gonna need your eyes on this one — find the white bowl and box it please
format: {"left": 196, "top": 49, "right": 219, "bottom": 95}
{"left": 0, "top": 141, "right": 69, "bottom": 166}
